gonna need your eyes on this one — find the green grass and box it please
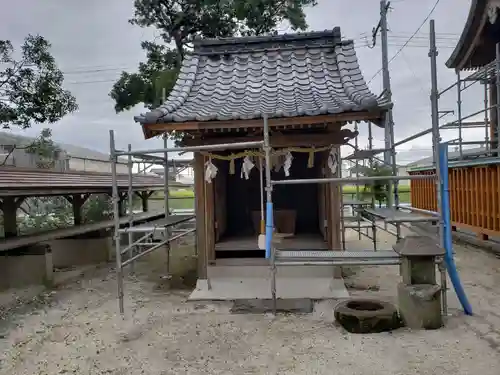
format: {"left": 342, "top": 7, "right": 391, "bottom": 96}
{"left": 342, "top": 185, "right": 411, "bottom": 204}
{"left": 153, "top": 185, "right": 412, "bottom": 208}
{"left": 149, "top": 188, "right": 195, "bottom": 210}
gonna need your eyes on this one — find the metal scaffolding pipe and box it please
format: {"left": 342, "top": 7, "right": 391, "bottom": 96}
{"left": 121, "top": 228, "right": 196, "bottom": 267}
{"left": 458, "top": 106, "right": 497, "bottom": 123}
{"left": 440, "top": 121, "right": 489, "bottom": 129}
{"left": 496, "top": 43, "right": 500, "bottom": 153}
{"left": 109, "top": 130, "right": 124, "bottom": 315}
{"left": 163, "top": 135, "right": 170, "bottom": 222}
{"left": 398, "top": 205, "right": 439, "bottom": 216}
{"left": 354, "top": 122, "right": 361, "bottom": 241}
{"left": 368, "top": 121, "right": 377, "bottom": 251}
{"left": 456, "top": 71, "right": 463, "bottom": 158}
{"left": 448, "top": 140, "right": 494, "bottom": 146}
{"left": 127, "top": 144, "right": 135, "bottom": 273}
{"left": 484, "top": 64, "right": 490, "bottom": 151}
{"left": 120, "top": 232, "right": 154, "bottom": 255}
{"left": 430, "top": 20, "right": 448, "bottom": 316}
{"left": 393, "top": 127, "right": 434, "bottom": 148}
{"left": 394, "top": 108, "right": 496, "bottom": 149}
{"left": 277, "top": 260, "right": 402, "bottom": 266}
{"left": 115, "top": 140, "right": 265, "bottom": 156}
{"left": 271, "top": 174, "right": 435, "bottom": 186}
{"left": 438, "top": 80, "right": 459, "bottom": 97}
{"left": 263, "top": 114, "right": 276, "bottom": 315}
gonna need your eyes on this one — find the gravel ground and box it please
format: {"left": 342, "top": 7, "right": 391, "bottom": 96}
{"left": 1, "top": 232, "right": 500, "bottom": 374}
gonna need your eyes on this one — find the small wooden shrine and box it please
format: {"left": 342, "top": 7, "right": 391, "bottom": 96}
{"left": 135, "top": 27, "right": 390, "bottom": 278}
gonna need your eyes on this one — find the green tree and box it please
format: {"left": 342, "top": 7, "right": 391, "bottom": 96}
{"left": 109, "top": 0, "right": 317, "bottom": 113}
{"left": 0, "top": 35, "right": 77, "bottom": 129}
{"left": 0, "top": 128, "right": 62, "bottom": 168}
{"left": 0, "top": 35, "right": 77, "bottom": 166}
{"left": 360, "top": 162, "right": 392, "bottom": 207}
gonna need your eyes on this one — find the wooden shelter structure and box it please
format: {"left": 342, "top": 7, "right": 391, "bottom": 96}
{"left": 135, "top": 28, "right": 391, "bottom": 279}
{"left": 408, "top": 1, "right": 500, "bottom": 240}
{"left": 446, "top": 0, "right": 500, "bottom": 150}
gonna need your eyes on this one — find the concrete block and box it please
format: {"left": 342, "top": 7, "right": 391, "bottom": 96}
{"left": 48, "top": 236, "right": 112, "bottom": 268}
{"left": 0, "top": 244, "right": 53, "bottom": 290}
{"left": 393, "top": 235, "right": 444, "bottom": 256}
{"left": 397, "top": 283, "right": 442, "bottom": 330}
{"left": 400, "top": 257, "right": 436, "bottom": 285}
{"left": 231, "top": 298, "right": 313, "bottom": 314}
{"left": 333, "top": 266, "right": 343, "bottom": 279}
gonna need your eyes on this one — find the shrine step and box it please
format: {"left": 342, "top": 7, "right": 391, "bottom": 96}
{"left": 275, "top": 250, "right": 401, "bottom": 266}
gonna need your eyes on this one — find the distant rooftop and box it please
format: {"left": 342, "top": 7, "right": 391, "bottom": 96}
{"left": 407, "top": 146, "right": 488, "bottom": 169}
{"left": 0, "top": 131, "right": 127, "bottom": 164}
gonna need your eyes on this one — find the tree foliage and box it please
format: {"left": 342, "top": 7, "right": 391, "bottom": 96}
{"left": 0, "top": 128, "right": 62, "bottom": 168}
{"left": 110, "top": 0, "right": 317, "bottom": 113}
{"left": 0, "top": 35, "right": 78, "bottom": 129}
{"left": 359, "top": 162, "right": 392, "bottom": 207}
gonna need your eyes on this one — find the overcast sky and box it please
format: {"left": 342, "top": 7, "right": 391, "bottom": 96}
{"left": 1, "top": 0, "right": 482, "bottom": 164}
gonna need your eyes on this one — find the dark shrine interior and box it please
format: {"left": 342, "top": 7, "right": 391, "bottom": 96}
{"left": 221, "top": 151, "right": 320, "bottom": 234}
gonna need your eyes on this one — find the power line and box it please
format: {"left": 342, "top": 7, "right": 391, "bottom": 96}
{"left": 367, "top": 0, "right": 442, "bottom": 85}
{"left": 63, "top": 66, "right": 136, "bottom": 75}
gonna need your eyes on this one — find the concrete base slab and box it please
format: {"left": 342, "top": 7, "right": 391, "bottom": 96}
{"left": 189, "top": 275, "right": 348, "bottom": 301}
{"left": 0, "top": 245, "right": 53, "bottom": 290}
{"left": 194, "top": 279, "right": 211, "bottom": 292}
{"left": 231, "top": 298, "right": 314, "bottom": 314}
{"left": 48, "top": 237, "right": 112, "bottom": 268}
{"left": 207, "top": 262, "right": 339, "bottom": 279}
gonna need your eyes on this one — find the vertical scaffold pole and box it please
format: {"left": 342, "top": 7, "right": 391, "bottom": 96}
{"left": 263, "top": 115, "right": 276, "bottom": 314}
{"left": 429, "top": 20, "right": 446, "bottom": 315}
{"left": 354, "top": 123, "right": 361, "bottom": 240}
{"left": 127, "top": 144, "right": 134, "bottom": 274}
{"left": 368, "top": 122, "right": 377, "bottom": 251}
{"left": 456, "top": 71, "right": 463, "bottom": 159}
{"left": 259, "top": 156, "right": 265, "bottom": 234}
{"left": 339, "top": 148, "right": 346, "bottom": 250}
{"left": 484, "top": 65, "right": 490, "bottom": 152}
{"left": 429, "top": 19, "right": 442, "bottom": 229}
{"left": 163, "top": 134, "right": 171, "bottom": 276}
{"left": 110, "top": 130, "right": 124, "bottom": 315}
{"left": 163, "top": 135, "right": 170, "bottom": 218}
{"left": 495, "top": 43, "right": 500, "bottom": 156}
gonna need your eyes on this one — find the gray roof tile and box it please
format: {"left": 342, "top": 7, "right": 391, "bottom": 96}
{"left": 135, "top": 28, "right": 390, "bottom": 125}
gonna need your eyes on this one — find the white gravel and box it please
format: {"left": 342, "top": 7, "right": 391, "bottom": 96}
{"left": 1, "top": 233, "right": 500, "bottom": 375}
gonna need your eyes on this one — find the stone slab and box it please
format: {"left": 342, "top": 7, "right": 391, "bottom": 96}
{"left": 393, "top": 235, "right": 445, "bottom": 257}
{"left": 231, "top": 298, "right": 313, "bottom": 314}
{"left": 48, "top": 237, "right": 112, "bottom": 268}
{"left": 189, "top": 275, "right": 348, "bottom": 301}
{"left": 397, "top": 282, "right": 443, "bottom": 330}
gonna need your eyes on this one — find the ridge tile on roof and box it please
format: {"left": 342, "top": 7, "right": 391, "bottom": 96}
{"left": 135, "top": 28, "right": 391, "bottom": 125}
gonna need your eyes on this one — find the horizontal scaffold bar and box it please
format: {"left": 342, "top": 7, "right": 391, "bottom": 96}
{"left": 276, "top": 260, "right": 401, "bottom": 266}
{"left": 115, "top": 140, "right": 265, "bottom": 156}
{"left": 398, "top": 205, "right": 439, "bottom": 216}
{"left": 121, "top": 228, "right": 196, "bottom": 267}
{"left": 271, "top": 174, "right": 435, "bottom": 186}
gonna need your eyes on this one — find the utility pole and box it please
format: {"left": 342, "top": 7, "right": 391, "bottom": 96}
{"left": 379, "top": 0, "right": 398, "bottom": 223}
{"left": 380, "top": 0, "right": 393, "bottom": 167}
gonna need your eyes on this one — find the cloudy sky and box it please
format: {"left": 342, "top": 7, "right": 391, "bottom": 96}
{"left": 1, "top": 0, "right": 483, "bottom": 164}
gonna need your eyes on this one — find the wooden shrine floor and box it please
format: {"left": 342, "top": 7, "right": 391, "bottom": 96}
{"left": 214, "top": 233, "right": 328, "bottom": 252}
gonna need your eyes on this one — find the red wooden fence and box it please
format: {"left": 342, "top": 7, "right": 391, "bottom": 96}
{"left": 410, "top": 164, "right": 500, "bottom": 239}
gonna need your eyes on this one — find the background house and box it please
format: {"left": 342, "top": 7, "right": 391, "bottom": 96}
{"left": 406, "top": 146, "right": 487, "bottom": 170}
{"left": 0, "top": 131, "right": 128, "bottom": 174}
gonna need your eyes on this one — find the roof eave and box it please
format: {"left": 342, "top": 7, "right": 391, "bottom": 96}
{"left": 140, "top": 111, "right": 387, "bottom": 140}
{"left": 446, "top": 0, "right": 488, "bottom": 70}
